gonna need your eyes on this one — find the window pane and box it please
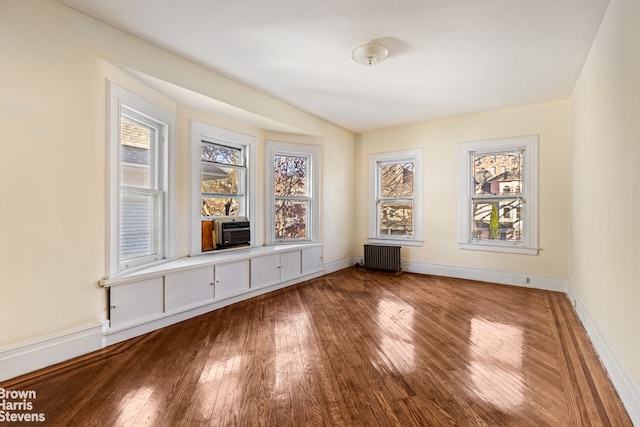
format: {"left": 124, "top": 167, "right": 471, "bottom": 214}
{"left": 472, "top": 199, "right": 523, "bottom": 242}
{"left": 202, "top": 197, "right": 239, "bottom": 217}
{"left": 380, "top": 161, "right": 414, "bottom": 197}
{"left": 379, "top": 201, "right": 413, "bottom": 236}
{"left": 275, "top": 200, "right": 307, "bottom": 240}
{"left": 120, "top": 190, "right": 159, "bottom": 261}
{"left": 121, "top": 117, "right": 153, "bottom": 188}
{"left": 200, "top": 140, "right": 246, "bottom": 221}
{"left": 201, "top": 163, "right": 240, "bottom": 195}
{"left": 274, "top": 155, "right": 307, "bottom": 197}
{"left": 472, "top": 150, "right": 522, "bottom": 195}
{"left": 201, "top": 142, "right": 242, "bottom": 165}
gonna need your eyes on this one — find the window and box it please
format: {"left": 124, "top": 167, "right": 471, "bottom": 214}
{"left": 190, "top": 121, "right": 256, "bottom": 254}
{"left": 265, "top": 141, "right": 320, "bottom": 244}
{"left": 200, "top": 141, "right": 246, "bottom": 218}
{"left": 459, "top": 135, "right": 538, "bottom": 254}
{"left": 368, "top": 148, "right": 423, "bottom": 246}
{"left": 107, "top": 82, "right": 176, "bottom": 274}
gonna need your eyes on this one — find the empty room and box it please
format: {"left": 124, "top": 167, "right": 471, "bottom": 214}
{"left": 0, "top": 0, "right": 638, "bottom": 425}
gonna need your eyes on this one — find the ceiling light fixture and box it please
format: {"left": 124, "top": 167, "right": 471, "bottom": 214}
{"left": 351, "top": 42, "right": 389, "bottom": 66}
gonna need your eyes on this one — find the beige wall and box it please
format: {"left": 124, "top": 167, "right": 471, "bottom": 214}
{"left": 570, "top": 0, "right": 640, "bottom": 386}
{"left": 2, "top": 0, "right": 637, "bottom": 404}
{"left": 0, "top": 0, "right": 354, "bottom": 348}
{"left": 354, "top": 101, "right": 571, "bottom": 277}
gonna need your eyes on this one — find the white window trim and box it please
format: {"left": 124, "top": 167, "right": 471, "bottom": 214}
{"left": 190, "top": 121, "right": 256, "bottom": 255}
{"left": 458, "top": 135, "right": 539, "bottom": 255}
{"left": 106, "top": 82, "right": 176, "bottom": 277}
{"left": 265, "top": 140, "right": 321, "bottom": 245}
{"left": 368, "top": 148, "right": 424, "bottom": 247}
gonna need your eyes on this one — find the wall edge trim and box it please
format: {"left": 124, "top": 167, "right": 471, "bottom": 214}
{"left": 566, "top": 279, "right": 640, "bottom": 426}
{"left": 0, "top": 321, "right": 107, "bottom": 383}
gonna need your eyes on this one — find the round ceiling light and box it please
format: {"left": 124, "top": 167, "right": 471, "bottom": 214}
{"left": 351, "top": 42, "right": 389, "bottom": 66}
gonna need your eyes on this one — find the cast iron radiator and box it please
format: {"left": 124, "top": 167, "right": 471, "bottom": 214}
{"left": 363, "top": 244, "right": 401, "bottom": 272}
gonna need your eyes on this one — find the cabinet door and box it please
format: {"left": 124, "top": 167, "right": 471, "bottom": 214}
{"left": 215, "top": 259, "right": 250, "bottom": 300}
{"left": 165, "top": 266, "right": 214, "bottom": 312}
{"left": 302, "top": 246, "right": 323, "bottom": 275}
{"left": 280, "top": 250, "right": 302, "bottom": 281}
{"left": 250, "top": 253, "right": 281, "bottom": 289}
{"left": 109, "top": 277, "right": 163, "bottom": 328}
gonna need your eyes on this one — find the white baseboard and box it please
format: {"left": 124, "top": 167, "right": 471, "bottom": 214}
{"left": 404, "top": 260, "right": 567, "bottom": 292}
{"left": 323, "top": 257, "right": 353, "bottom": 274}
{"left": 352, "top": 256, "right": 567, "bottom": 292}
{"left": 0, "top": 321, "right": 107, "bottom": 382}
{"left": 566, "top": 280, "right": 640, "bottom": 426}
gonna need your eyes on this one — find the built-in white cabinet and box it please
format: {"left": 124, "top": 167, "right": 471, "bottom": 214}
{"left": 250, "top": 250, "right": 302, "bottom": 289}
{"left": 165, "top": 266, "right": 214, "bottom": 312}
{"left": 214, "top": 259, "right": 250, "bottom": 299}
{"left": 250, "top": 253, "right": 281, "bottom": 289}
{"left": 109, "top": 277, "right": 163, "bottom": 328}
{"left": 302, "top": 245, "right": 323, "bottom": 275}
{"left": 102, "top": 244, "right": 323, "bottom": 343}
{"left": 280, "top": 250, "right": 302, "bottom": 281}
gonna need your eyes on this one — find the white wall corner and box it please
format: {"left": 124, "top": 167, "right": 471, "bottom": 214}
{"left": 566, "top": 280, "right": 640, "bottom": 426}
{"left": 0, "top": 321, "right": 107, "bottom": 382}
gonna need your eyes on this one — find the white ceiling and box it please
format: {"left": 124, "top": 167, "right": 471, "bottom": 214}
{"left": 55, "top": 0, "right": 609, "bottom": 133}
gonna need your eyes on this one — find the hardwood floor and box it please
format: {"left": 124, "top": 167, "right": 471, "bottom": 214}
{"left": 1, "top": 268, "right": 631, "bottom": 426}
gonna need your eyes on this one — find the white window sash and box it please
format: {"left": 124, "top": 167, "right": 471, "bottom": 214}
{"left": 265, "top": 141, "right": 320, "bottom": 245}
{"left": 118, "top": 188, "right": 164, "bottom": 271}
{"left": 107, "top": 82, "right": 176, "bottom": 277}
{"left": 189, "top": 121, "right": 256, "bottom": 255}
{"left": 458, "top": 135, "right": 538, "bottom": 255}
{"left": 368, "top": 148, "right": 423, "bottom": 246}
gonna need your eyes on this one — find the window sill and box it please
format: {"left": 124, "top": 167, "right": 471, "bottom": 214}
{"left": 368, "top": 238, "right": 423, "bottom": 247}
{"left": 458, "top": 242, "right": 538, "bottom": 255}
{"left": 102, "top": 243, "right": 323, "bottom": 286}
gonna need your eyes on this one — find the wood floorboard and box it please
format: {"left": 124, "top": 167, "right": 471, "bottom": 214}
{"left": 0, "top": 268, "right": 632, "bottom": 426}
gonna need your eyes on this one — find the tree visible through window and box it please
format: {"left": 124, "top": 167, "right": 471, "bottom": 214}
{"left": 459, "top": 135, "right": 538, "bottom": 255}
{"left": 471, "top": 149, "right": 523, "bottom": 242}
{"left": 274, "top": 154, "right": 309, "bottom": 240}
{"left": 377, "top": 161, "right": 415, "bottom": 236}
{"left": 200, "top": 141, "right": 245, "bottom": 218}
{"left": 368, "top": 148, "right": 423, "bottom": 245}
{"left": 265, "top": 141, "right": 319, "bottom": 245}
{"left": 190, "top": 121, "right": 255, "bottom": 255}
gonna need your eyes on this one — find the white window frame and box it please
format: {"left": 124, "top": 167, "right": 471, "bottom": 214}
{"left": 190, "top": 121, "right": 256, "bottom": 255}
{"left": 458, "top": 135, "right": 539, "bottom": 255}
{"left": 368, "top": 148, "right": 424, "bottom": 246}
{"left": 265, "top": 140, "right": 320, "bottom": 245}
{"left": 107, "top": 82, "right": 176, "bottom": 276}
